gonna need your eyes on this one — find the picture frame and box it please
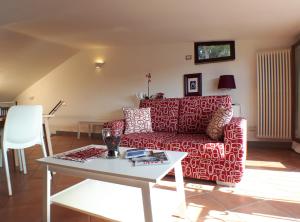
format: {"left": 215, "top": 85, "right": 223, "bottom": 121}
{"left": 184, "top": 73, "right": 202, "bottom": 96}
{"left": 194, "top": 41, "right": 235, "bottom": 64}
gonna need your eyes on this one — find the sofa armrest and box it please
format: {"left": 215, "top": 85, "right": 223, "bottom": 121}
{"left": 103, "top": 119, "right": 125, "bottom": 134}
{"left": 224, "top": 117, "right": 247, "bottom": 162}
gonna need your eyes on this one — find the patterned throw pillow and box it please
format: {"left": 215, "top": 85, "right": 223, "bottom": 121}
{"left": 123, "top": 107, "right": 153, "bottom": 134}
{"left": 206, "top": 107, "right": 233, "bottom": 140}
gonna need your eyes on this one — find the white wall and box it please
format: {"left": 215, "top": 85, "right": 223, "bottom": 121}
{"left": 16, "top": 39, "right": 292, "bottom": 140}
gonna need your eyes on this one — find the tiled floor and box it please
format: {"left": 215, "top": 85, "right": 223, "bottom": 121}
{"left": 0, "top": 135, "right": 300, "bottom": 222}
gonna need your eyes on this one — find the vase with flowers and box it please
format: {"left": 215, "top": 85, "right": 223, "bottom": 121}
{"left": 145, "top": 73, "right": 151, "bottom": 99}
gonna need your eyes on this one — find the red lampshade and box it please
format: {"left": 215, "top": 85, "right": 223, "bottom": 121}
{"left": 218, "top": 75, "right": 236, "bottom": 89}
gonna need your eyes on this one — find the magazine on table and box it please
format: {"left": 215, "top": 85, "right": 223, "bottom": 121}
{"left": 124, "top": 148, "right": 150, "bottom": 159}
{"left": 129, "top": 150, "right": 170, "bottom": 166}
{"left": 54, "top": 146, "right": 107, "bottom": 163}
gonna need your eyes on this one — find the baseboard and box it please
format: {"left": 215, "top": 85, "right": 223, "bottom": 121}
{"left": 55, "top": 130, "right": 76, "bottom": 136}
{"left": 55, "top": 130, "right": 292, "bottom": 149}
{"left": 247, "top": 141, "right": 292, "bottom": 149}
{"left": 56, "top": 130, "right": 101, "bottom": 139}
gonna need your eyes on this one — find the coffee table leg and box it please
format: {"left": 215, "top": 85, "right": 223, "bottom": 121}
{"left": 141, "top": 182, "right": 154, "bottom": 222}
{"left": 43, "top": 165, "right": 51, "bottom": 222}
{"left": 174, "top": 161, "right": 186, "bottom": 218}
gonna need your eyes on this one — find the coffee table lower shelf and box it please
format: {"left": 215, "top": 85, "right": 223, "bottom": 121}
{"left": 51, "top": 179, "right": 182, "bottom": 222}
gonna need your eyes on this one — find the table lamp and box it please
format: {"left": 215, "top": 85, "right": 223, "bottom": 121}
{"left": 218, "top": 75, "right": 236, "bottom": 89}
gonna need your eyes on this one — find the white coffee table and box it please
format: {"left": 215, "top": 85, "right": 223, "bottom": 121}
{"left": 37, "top": 145, "right": 187, "bottom": 222}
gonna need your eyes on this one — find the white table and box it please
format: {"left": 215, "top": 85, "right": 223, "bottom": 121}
{"left": 37, "top": 145, "right": 187, "bottom": 222}
{"left": 77, "top": 121, "right": 105, "bottom": 139}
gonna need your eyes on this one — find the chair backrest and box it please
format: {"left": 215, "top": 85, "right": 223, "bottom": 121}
{"left": 3, "top": 105, "right": 43, "bottom": 146}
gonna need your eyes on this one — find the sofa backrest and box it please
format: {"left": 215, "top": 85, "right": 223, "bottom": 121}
{"left": 140, "top": 95, "right": 232, "bottom": 134}
{"left": 178, "top": 95, "right": 232, "bottom": 133}
{"left": 139, "top": 98, "right": 180, "bottom": 132}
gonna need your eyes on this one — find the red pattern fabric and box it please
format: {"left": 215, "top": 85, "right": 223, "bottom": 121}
{"left": 162, "top": 134, "right": 225, "bottom": 160}
{"left": 179, "top": 157, "right": 222, "bottom": 181}
{"left": 105, "top": 96, "right": 247, "bottom": 184}
{"left": 172, "top": 117, "right": 246, "bottom": 183}
{"left": 223, "top": 117, "right": 247, "bottom": 183}
{"left": 178, "top": 96, "right": 232, "bottom": 133}
{"left": 140, "top": 98, "right": 180, "bottom": 132}
{"left": 121, "top": 132, "right": 176, "bottom": 149}
{"left": 103, "top": 119, "right": 125, "bottom": 133}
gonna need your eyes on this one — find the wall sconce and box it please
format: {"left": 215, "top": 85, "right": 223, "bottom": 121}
{"left": 95, "top": 61, "right": 105, "bottom": 69}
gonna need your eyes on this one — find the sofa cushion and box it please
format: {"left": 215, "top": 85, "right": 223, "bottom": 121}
{"left": 120, "top": 132, "right": 176, "bottom": 149}
{"left": 162, "top": 134, "right": 225, "bottom": 160}
{"left": 206, "top": 107, "right": 233, "bottom": 140}
{"left": 123, "top": 107, "right": 153, "bottom": 134}
{"left": 140, "top": 98, "right": 180, "bottom": 132}
{"left": 178, "top": 96, "right": 232, "bottom": 133}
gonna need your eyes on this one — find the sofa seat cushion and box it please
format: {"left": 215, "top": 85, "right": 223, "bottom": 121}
{"left": 162, "top": 134, "right": 225, "bottom": 160}
{"left": 140, "top": 98, "right": 180, "bottom": 132}
{"left": 121, "top": 132, "right": 176, "bottom": 149}
{"left": 178, "top": 96, "right": 232, "bottom": 134}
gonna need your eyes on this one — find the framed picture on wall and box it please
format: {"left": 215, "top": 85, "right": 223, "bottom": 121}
{"left": 194, "top": 41, "right": 235, "bottom": 64}
{"left": 184, "top": 73, "right": 202, "bottom": 96}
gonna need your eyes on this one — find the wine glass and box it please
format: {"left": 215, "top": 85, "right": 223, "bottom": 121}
{"left": 102, "top": 128, "right": 121, "bottom": 158}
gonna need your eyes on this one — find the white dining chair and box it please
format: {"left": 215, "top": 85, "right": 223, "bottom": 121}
{"left": 0, "top": 129, "right": 2, "bottom": 168}
{"left": 2, "top": 105, "right": 47, "bottom": 196}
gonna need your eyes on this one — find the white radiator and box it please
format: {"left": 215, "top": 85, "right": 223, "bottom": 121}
{"left": 257, "top": 49, "right": 291, "bottom": 139}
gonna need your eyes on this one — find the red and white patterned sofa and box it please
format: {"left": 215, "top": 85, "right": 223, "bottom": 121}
{"left": 104, "top": 95, "right": 247, "bottom": 185}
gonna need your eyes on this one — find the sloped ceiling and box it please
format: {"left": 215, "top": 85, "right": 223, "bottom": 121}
{"left": 0, "top": 1, "right": 79, "bottom": 101}
{"left": 2, "top": 0, "right": 300, "bottom": 49}
{"left": 0, "top": 0, "right": 299, "bottom": 100}
{"left": 0, "top": 29, "right": 77, "bottom": 100}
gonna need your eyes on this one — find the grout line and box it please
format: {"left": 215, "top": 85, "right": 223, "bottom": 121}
{"left": 227, "top": 198, "right": 265, "bottom": 211}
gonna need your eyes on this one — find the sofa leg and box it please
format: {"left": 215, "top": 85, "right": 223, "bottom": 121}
{"left": 216, "top": 180, "right": 236, "bottom": 187}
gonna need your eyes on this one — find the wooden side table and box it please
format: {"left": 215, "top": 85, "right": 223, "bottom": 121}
{"left": 77, "top": 121, "right": 105, "bottom": 139}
